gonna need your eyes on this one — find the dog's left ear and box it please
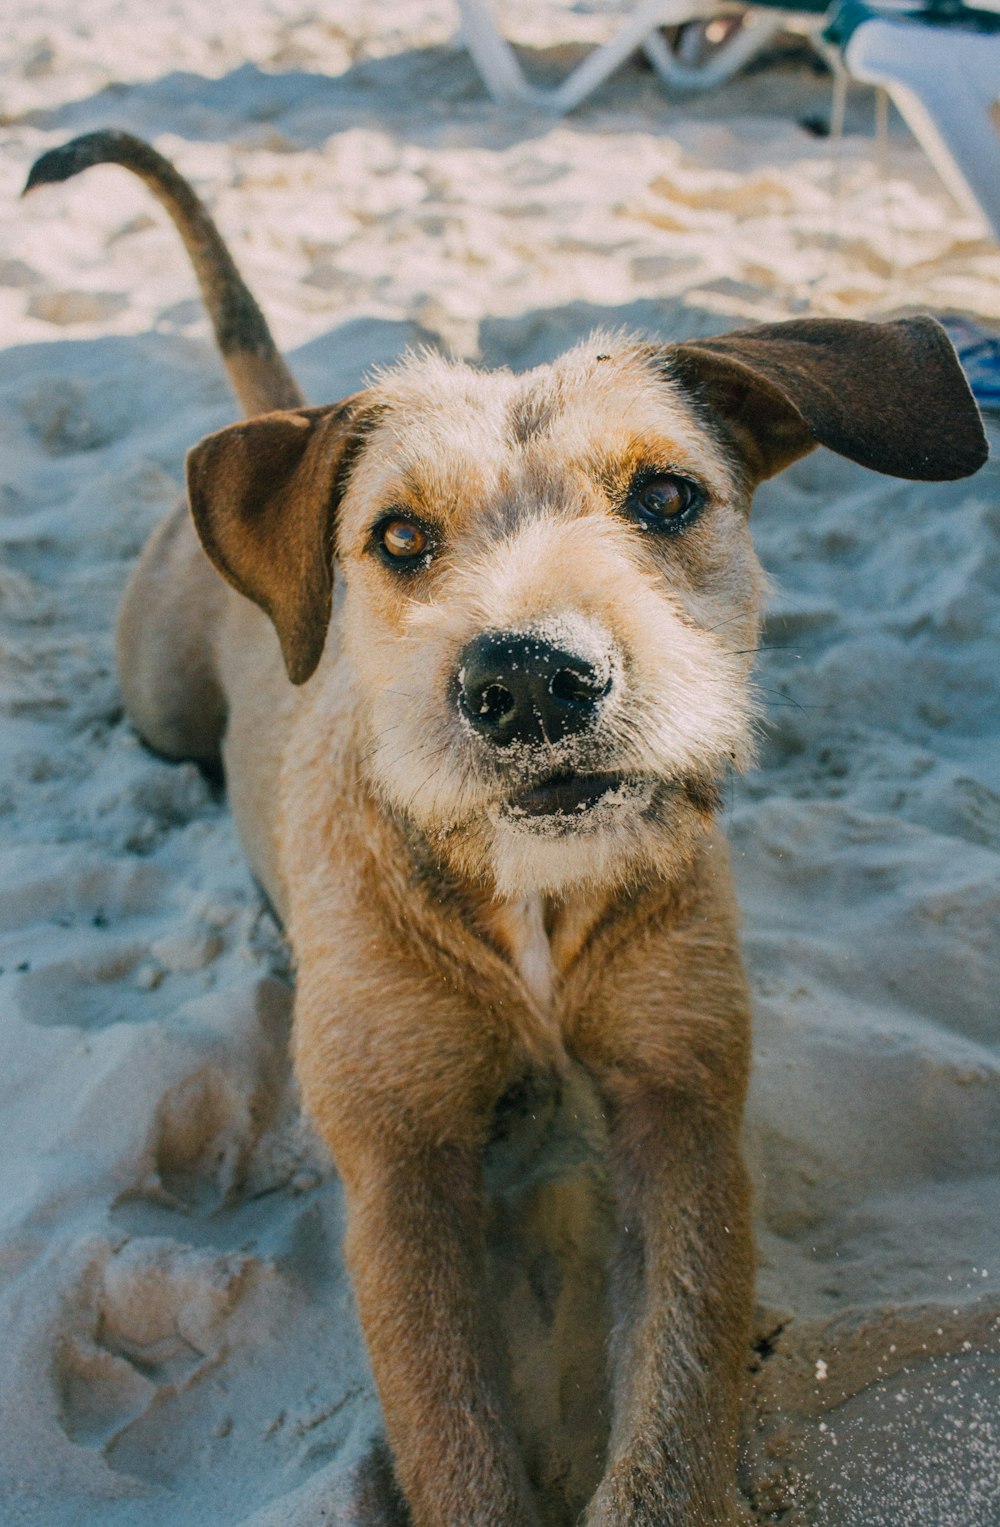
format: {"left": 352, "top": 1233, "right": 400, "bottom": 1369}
{"left": 667, "top": 316, "right": 988, "bottom": 486}
{"left": 186, "top": 397, "right": 371, "bottom": 685}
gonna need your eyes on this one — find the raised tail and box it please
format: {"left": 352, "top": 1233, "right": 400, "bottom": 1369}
{"left": 23, "top": 130, "right": 304, "bottom": 419}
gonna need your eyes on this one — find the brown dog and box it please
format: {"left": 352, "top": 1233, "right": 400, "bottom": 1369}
{"left": 25, "top": 132, "right": 987, "bottom": 1527}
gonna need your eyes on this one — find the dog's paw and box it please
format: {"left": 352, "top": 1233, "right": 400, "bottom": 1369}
{"left": 584, "top": 1469, "right": 742, "bottom": 1527}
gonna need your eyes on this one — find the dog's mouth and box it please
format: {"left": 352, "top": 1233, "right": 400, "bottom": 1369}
{"left": 504, "top": 771, "right": 638, "bottom": 819}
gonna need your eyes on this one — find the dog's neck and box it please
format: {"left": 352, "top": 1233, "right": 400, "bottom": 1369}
{"left": 477, "top": 889, "right": 619, "bottom": 1014}
{"left": 390, "top": 799, "right": 653, "bottom": 1012}
{"left": 483, "top": 895, "right": 554, "bottom": 1010}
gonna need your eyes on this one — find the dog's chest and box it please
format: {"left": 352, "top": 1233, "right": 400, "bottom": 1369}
{"left": 487, "top": 895, "right": 555, "bottom": 1012}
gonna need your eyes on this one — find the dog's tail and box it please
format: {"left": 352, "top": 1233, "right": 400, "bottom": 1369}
{"left": 23, "top": 131, "right": 304, "bottom": 419}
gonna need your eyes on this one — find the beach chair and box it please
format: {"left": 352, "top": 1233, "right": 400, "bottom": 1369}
{"left": 455, "top": 0, "right": 1000, "bottom": 240}
{"left": 455, "top": 0, "right": 790, "bottom": 113}
{"left": 829, "top": 2, "right": 1000, "bottom": 241}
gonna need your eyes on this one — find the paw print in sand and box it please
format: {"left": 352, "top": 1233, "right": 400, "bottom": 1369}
{"left": 55, "top": 1237, "right": 272, "bottom": 1482}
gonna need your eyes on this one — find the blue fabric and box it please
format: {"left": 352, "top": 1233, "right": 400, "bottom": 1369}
{"left": 825, "top": 0, "right": 1000, "bottom": 44}
{"left": 941, "top": 317, "right": 1000, "bottom": 412}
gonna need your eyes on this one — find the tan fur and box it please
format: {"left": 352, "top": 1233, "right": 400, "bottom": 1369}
{"left": 134, "top": 335, "right": 981, "bottom": 1527}
{"left": 122, "top": 342, "right": 765, "bottom": 1525}
{"left": 31, "top": 133, "right": 987, "bottom": 1527}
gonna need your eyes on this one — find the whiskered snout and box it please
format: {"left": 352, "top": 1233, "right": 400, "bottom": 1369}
{"left": 456, "top": 631, "right": 613, "bottom": 749}
{"left": 334, "top": 355, "right": 772, "bottom": 894}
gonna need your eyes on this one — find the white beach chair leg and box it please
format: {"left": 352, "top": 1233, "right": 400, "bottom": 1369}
{"left": 843, "top": 16, "right": 1000, "bottom": 241}
{"left": 454, "top": 0, "right": 537, "bottom": 104}
{"left": 456, "top": 0, "right": 720, "bottom": 112}
{"left": 547, "top": 0, "right": 724, "bottom": 111}
{"left": 641, "top": 9, "right": 787, "bottom": 89}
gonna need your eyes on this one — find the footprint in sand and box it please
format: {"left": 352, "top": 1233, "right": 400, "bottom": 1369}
{"left": 21, "top": 376, "right": 130, "bottom": 455}
{"left": 116, "top": 977, "right": 298, "bottom": 1220}
{"left": 55, "top": 1237, "right": 269, "bottom": 1476}
{"left": 0, "top": 851, "right": 175, "bottom": 1012}
{"left": 27, "top": 290, "right": 128, "bottom": 326}
{"left": 140, "top": 1061, "right": 258, "bottom": 1216}
{"left": 13, "top": 940, "right": 199, "bottom": 1031}
{"left": 11, "top": 914, "right": 229, "bottom": 1027}
{"left": 0, "top": 849, "right": 172, "bottom": 935}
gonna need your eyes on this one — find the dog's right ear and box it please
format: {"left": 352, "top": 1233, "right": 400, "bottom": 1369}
{"left": 667, "top": 316, "right": 988, "bottom": 487}
{"left": 186, "top": 398, "right": 371, "bottom": 685}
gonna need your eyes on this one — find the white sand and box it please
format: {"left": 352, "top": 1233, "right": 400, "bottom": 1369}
{"left": 1, "top": 4, "right": 998, "bottom": 1523}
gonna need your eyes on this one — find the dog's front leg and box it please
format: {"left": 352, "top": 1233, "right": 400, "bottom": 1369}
{"left": 570, "top": 860, "right": 754, "bottom": 1527}
{"left": 295, "top": 960, "right": 541, "bottom": 1527}
{"left": 342, "top": 1134, "right": 542, "bottom": 1527}
{"left": 583, "top": 1083, "right": 752, "bottom": 1526}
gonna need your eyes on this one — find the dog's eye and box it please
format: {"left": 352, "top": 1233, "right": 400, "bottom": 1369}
{"left": 381, "top": 518, "right": 429, "bottom": 561}
{"left": 370, "top": 513, "right": 438, "bottom": 574}
{"left": 627, "top": 472, "right": 704, "bottom": 531}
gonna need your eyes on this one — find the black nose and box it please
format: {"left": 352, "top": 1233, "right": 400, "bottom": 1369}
{"left": 457, "top": 631, "right": 611, "bottom": 747}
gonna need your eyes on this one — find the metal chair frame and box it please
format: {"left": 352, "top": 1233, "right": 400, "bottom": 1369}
{"left": 454, "top": 0, "right": 1000, "bottom": 239}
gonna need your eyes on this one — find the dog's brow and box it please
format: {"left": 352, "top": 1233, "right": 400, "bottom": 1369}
{"left": 507, "top": 389, "right": 560, "bottom": 447}
{"left": 585, "top": 442, "right": 639, "bottom": 495}
{"left": 585, "top": 439, "right": 675, "bottom": 496}
{"left": 386, "top": 459, "right": 497, "bottom": 524}
{"left": 400, "top": 466, "right": 428, "bottom": 501}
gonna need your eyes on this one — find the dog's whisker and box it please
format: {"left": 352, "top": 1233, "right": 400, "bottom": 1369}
{"left": 398, "top": 742, "right": 459, "bottom": 817}
{"left": 703, "top": 611, "right": 759, "bottom": 636}
{"left": 359, "top": 720, "right": 409, "bottom": 758}
{"left": 731, "top": 644, "right": 805, "bottom": 656}
{"left": 753, "top": 684, "right": 830, "bottom": 714}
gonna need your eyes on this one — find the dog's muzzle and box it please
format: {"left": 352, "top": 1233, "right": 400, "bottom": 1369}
{"left": 456, "top": 631, "right": 611, "bottom": 748}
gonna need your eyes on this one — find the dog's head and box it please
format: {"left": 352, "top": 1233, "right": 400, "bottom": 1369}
{"left": 187, "top": 317, "right": 986, "bottom": 897}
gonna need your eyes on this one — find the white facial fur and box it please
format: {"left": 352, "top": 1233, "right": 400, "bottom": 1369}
{"left": 335, "top": 338, "right": 767, "bottom": 897}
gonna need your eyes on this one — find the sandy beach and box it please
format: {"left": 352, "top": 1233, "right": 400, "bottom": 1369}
{"left": 1, "top": 3, "right": 998, "bottom": 1522}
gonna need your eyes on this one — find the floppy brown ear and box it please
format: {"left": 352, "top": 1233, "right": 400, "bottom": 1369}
{"left": 186, "top": 397, "right": 370, "bottom": 684}
{"left": 667, "top": 316, "right": 988, "bottom": 486}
